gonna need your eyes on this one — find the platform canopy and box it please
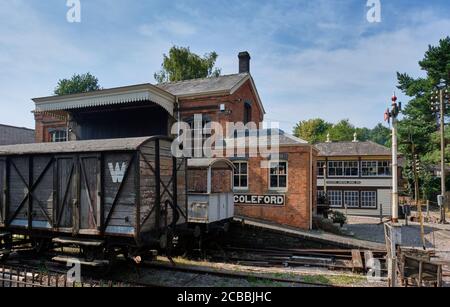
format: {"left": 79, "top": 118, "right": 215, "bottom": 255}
{"left": 33, "top": 83, "right": 176, "bottom": 117}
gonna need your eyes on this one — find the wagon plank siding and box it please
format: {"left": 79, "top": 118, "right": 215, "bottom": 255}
{"left": 103, "top": 153, "right": 136, "bottom": 234}
{"left": 31, "top": 156, "right": 54, "bottom": 228}
{"left": 80, "top": 156, "right": 100, "bottom": 231}
{"left": 8, "top": 157, "right": 29, "bottom": 226}
{"left": 56, "top": 157, "right": 75, "bottom": 229}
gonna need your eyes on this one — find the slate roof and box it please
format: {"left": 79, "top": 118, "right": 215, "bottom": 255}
{"left": 229, "top": 129, "right": 309, "bottom": 146}
{"left": 315, "top": 141, "right": 391, "bottom": 157}
{"left": 0, "top": 124, "right": 35, "bottom": 146}
{"left": 157, "top": 73, "right": 249, "bottom": 97}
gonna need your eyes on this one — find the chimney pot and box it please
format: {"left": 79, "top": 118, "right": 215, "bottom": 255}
{"left": 238, "top": 51, "right": 251, "bottom": 74}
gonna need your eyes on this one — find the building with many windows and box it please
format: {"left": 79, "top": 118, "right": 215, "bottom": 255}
{"left": 31, "top": 52, "right": 318, "bottom": 230}
{"left": 315, "top": 139, "right": 393, "bottom": 217}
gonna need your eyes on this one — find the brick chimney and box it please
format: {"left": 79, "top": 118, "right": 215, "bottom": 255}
{"left": 238, "top": 51, "right": 251, "bottom": 74}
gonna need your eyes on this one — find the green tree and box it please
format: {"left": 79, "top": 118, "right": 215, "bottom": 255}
{"left": 396, "top": 37, "right": 450, "bottom": 198}
{"left": 154, "top": 46, "right": 222, "bottom": 83}
{"left": 369, "top": 123, "right": 391, "bottom": 147}
{"left": 328, "top": 120, "right": 356, "bottom": 142}
{"left": 54, "top": 73, "right": 101, "bottom": 96}
{"left": 293, "top": 119, "right": 332, "bottom": 143}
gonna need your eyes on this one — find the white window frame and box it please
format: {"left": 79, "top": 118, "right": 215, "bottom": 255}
{"left": 328, "top": 161, "right": 344, "bottom": 177}
{"left": 361, "top": 191, "right": 377, "bottom": 208}
{"left": 269, "top": 161, "right": 288, "bottom": 191}
{"left": 344, "top": 161, "right": 359, "bottom": 177}
{"left": 328, "top": 190, "right": 343, "bottom": 208}
{"left": 50, "top": 130, "right": 67, "bottom": 143}
{"left": 233, "top": 161, "right": 249, "bottom": 190}
{"left": 317, "top": 161, "right": 326, "bottom": 177}
{"left": 344, "top": 191, "right": 360, "bottom": 208}
{"left": 361, "top": 161, "right": 391, "bottom": 177}
{"left": 377, "top": 161, "right": 392, "bottom": 177}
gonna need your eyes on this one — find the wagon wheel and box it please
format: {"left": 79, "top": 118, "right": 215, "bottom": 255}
{"left": 0, "top": 235, "right": 12, "bottom": 262}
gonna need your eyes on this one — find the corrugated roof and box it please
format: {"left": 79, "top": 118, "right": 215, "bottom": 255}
{"left": 315, "top": 141, "right": 391, "bottom": 157}
{"left": 157, "top": 73, "right": 249, "bottom": 97}
{"left": 0, "top": 136, "right": 158, "bottom": 155}
{"left": 0, "top": 124, "right": 35, "bottom": 146}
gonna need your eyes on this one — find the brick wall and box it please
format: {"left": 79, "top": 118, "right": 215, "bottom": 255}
{"left": 188, "top": 169, "right": 232, "bottom": 193}
{"left": 34, "top": 113, "right": 67, "bottom": 143}
{"left": 179, "top": 79, "right": 264, "bottom": 132}
{"left": 235, "top": 145, "right": 318, "bottom": 230}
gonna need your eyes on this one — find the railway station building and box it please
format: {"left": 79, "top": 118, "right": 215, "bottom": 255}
{"left": 32, "top": 52, "right": 318, "bottom": 230}
{"left": 315, "top": 137, "right": 393, "bottom": 217}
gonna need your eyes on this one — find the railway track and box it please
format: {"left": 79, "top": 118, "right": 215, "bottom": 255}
{"left": 142, "top": 261, "right": 337, "bottom": 287}
{"left": 205, "top": 246, "right": 387, "bottom": 273}
{"left": 1, "top": 248, "right": 336, "bottom": 287}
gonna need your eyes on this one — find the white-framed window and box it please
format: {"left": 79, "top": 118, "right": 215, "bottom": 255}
{"left": 378, "top": 161, "right": 392, "bottom": 176}
{"left": 328, "top": 161, "right": 358, "bottom": 177}
{"left": 361, "top": 191, "right": 377, "bottom": 208}
{"left": 269, "top": 161, "right": 288, "bottom": 190}
{"left": 344, "top": 191, "right": 360, "bottom": 208}
{"left": 50, "top": 130, "right": 67, "bottom": 143}
{"left": 328, "top": 190, "right": 342, "bottom": 208}
{"left": 344, "top": 161, "right": 359, "bottom": 177}
{"left": 233, "top": 161, "right": 248, "bottom": 189}
{"left": 362, "top": 161, "right": 391, "bottom": 177}
{"left": 328, "top": 161, "right": 344, "bottom": 177}
{"left": 317, "top": 190, "right": 326, "bottom": 205}
{"left": 317, "top": 161, "right": 326, "bottom": 177}
{"left": 361, "top": 161, "right": 378, "bottom": 176}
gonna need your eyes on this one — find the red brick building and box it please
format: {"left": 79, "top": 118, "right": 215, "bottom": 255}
{"left": 32, "top": 52, "right": 318, "bottom": 230}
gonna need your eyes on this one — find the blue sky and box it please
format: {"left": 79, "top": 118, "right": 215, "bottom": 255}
{"left": 0, "top": 0, "right": 449, "bottom": 132}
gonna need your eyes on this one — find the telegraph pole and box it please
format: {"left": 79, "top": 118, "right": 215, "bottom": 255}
{"left": 385, "top": 94, "right": 401, "bottom": 223}
{"left": 431, "top": 80, "right": 449, "bottom": 224}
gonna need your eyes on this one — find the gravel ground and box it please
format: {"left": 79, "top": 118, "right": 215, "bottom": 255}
{"left": 346, "top": 215, "right": 450, "bottom": 285}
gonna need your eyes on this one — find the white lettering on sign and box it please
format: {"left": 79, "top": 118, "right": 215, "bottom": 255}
{"left": 108, "top": 162, "right": 127, "bottom": 183}
{"left": 234, "top": 194, "right": 285, "bottom": 206}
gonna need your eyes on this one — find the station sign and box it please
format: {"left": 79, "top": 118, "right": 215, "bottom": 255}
{"left": 234, "top": 194, "right": 285, "bottom": 206}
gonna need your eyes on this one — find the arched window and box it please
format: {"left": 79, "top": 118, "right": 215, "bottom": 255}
{"left": 244, "top": 102, "right": 252, "bottom": 124}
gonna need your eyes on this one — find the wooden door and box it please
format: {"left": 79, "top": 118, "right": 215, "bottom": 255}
{"left": 55, "top": 156, "right": 76, "bottom": 231}
{"left": 78, "top": 155, "right": 101, "bottom": 233}
{"left": 7, "top": 157, "right": 30, "bottom": 228}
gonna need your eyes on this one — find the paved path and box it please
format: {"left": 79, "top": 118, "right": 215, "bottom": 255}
{"left": 234, "top": 216, "right": 386, "bottom": 251}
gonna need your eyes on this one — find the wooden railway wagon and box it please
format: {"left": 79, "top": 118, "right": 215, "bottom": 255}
{"left": 0, "top": 136, "right": 187, "bottom": 260}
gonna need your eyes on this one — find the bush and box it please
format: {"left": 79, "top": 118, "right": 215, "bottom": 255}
{"left": 329, "top": 211, "right": 347, "bottom": 227}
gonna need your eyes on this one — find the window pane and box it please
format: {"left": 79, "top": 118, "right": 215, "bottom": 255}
{"left": 344, "top": 191, "right": 360, "bottom": 208}
{"left": 279, "top": 176, "right": 287, "bottom": 188}
{"left": 270, "top": 176, "right": 278, "bottom": 188}
{"left": 241, "top": 163, "right": 248, "bottom": 174}
{"left": 234, "top": 176, "right": 240, "bottom": 187}
{"left": 328, "top": 190, "right": 342, "bottom": 208}
{"left": 240, "top": 176, "right": 248, "bottom": 188}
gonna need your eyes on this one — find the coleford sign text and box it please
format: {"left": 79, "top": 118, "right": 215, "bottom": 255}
{"left": 234, "top": 194, "right": 285, "bottom": 206}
